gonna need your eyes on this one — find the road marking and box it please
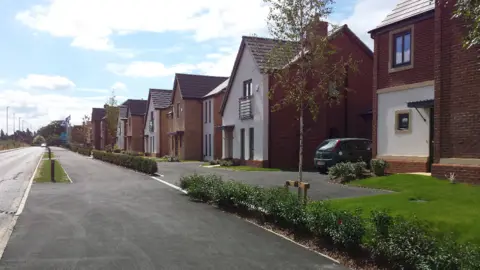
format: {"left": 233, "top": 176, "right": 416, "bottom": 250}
{"left": 150, "top": 175, "right": 340, "bottom": 264}
{"left": 151, "top": 177, "right": 187, "bottom": 194}
{"left": 0, "top": 150, "right": 43, "bottom": 260}
{"left": 154, "top": 173, "right": 165, "bottom": 178}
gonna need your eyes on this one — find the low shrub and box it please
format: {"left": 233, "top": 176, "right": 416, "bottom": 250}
{"left": 113, "top": 148, "right": 121, "bottom": 153}
{"left": 92, "top": 150, "right": 157, "bottom": 174}
{"left": 209, "top": 159, "right": 221, "bottom": 165}
{"left": 125, "top": 151, "right": 142, "bottom": 157}
{"left": 368, "top": 210, "right": 480, "bottom": 269}
{"left": 219, "top": 159, "right": 233, "bottom": 166}
{"left": 328, "top": 161, "right": 366, "bottom": 183}
{"left": 77, "top": 147, "right": 92, "bottom": 156}
{"left": 162, "top": 155, "right": 180, "bottom": 162}
{"left": 306, "top": 201, "right": 365, "bottom": 249}
{"left": 370, "top": 159, "right": 389, "bottom": 176}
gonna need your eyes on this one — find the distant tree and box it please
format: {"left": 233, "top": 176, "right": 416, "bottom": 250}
{"left": 104, "top": 89, "right": 119, "bottom": 148}
{"left": 0, "top": 129, "right": 4, "bottom": 139}
{"left": 258, "top": 0, "right": 357, "bottom": 181}
{"left": 32, "top": 135, "right": 46, "bottom": 145}
{"left": 82, "top": 114, "right": 91, "bottom": 145}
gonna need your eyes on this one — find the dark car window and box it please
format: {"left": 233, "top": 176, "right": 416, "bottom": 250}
{"left": 340, "top": 141, "right": 355, "bottom": 152}
{"left": 353, "top": 140, "right": 371, "bottom": 151}
{"left": 317, "top": 139, "right": 338, "bottom": 151}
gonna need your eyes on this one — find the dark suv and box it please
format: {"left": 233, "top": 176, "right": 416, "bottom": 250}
{"left": 313, "top": 138, "right": 372, "bottom": 173}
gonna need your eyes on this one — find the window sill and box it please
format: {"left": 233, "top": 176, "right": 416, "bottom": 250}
{"left": 395, "top": 129, "right": 412, "bottom": 134}
{"left": 389, "top": 63, "right": 414, "bottom": 73}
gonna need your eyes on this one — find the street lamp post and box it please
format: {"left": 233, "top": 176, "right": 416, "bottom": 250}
{"left": 6, "top": 106, "right": 8, "bottom": 136}
{"left": 18, "top": 117, "right": 21, "bottom": 132}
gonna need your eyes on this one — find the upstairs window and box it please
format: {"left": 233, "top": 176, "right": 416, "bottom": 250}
{"left": 393, "top": 31, "right": 411, "bottom": 67}
{"left": 208, "top": 100, "right": 212, "bottom": 123}
{"left": 176, "top": 103, "right": 180, "bottom": 118}
{"left": 243, "top": 79, "right": 253, "bottom": 97}
{"left": 204, "top": 101, "right": 207, "bottom": 123}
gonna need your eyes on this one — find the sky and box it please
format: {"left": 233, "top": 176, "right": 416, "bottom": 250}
{"left": 0, "top": 0, "right": 398, "bottom": 132}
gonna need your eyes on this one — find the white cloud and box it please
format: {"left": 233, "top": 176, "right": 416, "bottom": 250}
{"left": 337, "top": 0, "right": 397, "bottom": 48}
{"left": 16, "top": 0, "right": 269, "bottom": 51}
{"left": 111, "top": 82, "right": 127, "bottom": 91}
{"left": 17, "top": 74, "right": 76, "bottom": 90}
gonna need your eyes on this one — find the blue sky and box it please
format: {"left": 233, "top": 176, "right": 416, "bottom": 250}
{"left": 0, "top": 0, "right": 397, "bottom": 132}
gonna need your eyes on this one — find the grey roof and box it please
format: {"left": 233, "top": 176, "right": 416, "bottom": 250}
{"left": 91, "top": 108, "right": 105, "bottom": 121}
{"left": 119, "top": 105, "right": 128, "bottom": 119}
{"left": 127, "top": 99, "right": 148, "bottom": 116}
{"left": 204, "top": 78, "right": 229, "bottom": 98}
{"left": 174, "top": 73, "right": 229, "bottom": 99}
{"left": 149, "top": 89, "right": 172, "bottom": 109}
{"left": 244, "top": 36, "right": 299, "bottom": 70}
{"left": 373, "top": 0, "right": 434, "bottom": 31}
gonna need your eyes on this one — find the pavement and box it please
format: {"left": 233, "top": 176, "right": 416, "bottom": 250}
{"left": 156, "top": 162, "right": 386, "bottom": 200}
{"left": 0, "top": 147, "right": 347, "bottom": 270}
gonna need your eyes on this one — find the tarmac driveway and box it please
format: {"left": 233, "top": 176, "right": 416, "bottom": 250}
{"left": 156, "top": 162, "right": 386, "bottom": 200}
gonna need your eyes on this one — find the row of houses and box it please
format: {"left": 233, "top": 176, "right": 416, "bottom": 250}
{"left": 89, "top": 0, "right": 479, "bottom": 181}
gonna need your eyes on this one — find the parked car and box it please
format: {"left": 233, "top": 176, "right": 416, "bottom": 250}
{"left": 41, "top": 143, "right": 46, "bottom": 147}
{"left": 314, "top": 138, "right": 372, "bottom": 173}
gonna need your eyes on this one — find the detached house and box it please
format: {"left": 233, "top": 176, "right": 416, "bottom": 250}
{"left": 220, "top": 22, "right": 373, "bottom": 169}
{"left": 125, "top": 99, "right": 148, "bottom": 153}
{"left": 91, "top": 107, "right": 105, "bottom": 150}
{"left": 168, "top": 73, "right": 228, "bottom": 160}
{"left": 144, "top": 89, "right": 172, "bottom": 157}
{"left": 370, "top": 0, "right": 480, "bottom": 182}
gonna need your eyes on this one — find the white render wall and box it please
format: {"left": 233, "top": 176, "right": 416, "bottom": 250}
{"left": 116, "top": 119, "right": 124, "bottom": 149}
{"left": 222, "top": 46, "right": 269, "bottom": 161}
{"left": 144, "top": 98, "right": 157, "bottom": 154}
{"left": 203, "top": 98, "right": 214, "bottom": 161}
{"left": 377, "top": 85, "right": 434, "bottom": 157}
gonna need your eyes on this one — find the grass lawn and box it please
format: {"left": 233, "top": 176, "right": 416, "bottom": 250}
{"left": 329, "top": 174, "right": 480, "bottom": 244}
{"left": 34, "top": 159, "right": 69, "bottom": 183}
{"left": 42, "top": 152, "right": 55, "bottom": 159}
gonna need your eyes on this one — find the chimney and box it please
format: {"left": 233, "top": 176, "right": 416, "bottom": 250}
{"left": 306, "top": 16, "right": 329, "bottom": 38}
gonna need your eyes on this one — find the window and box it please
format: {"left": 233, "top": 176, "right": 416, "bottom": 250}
{"left": 395, "top": 110, "right": 411, "bottom": 132}
{"left": 208, "top": 100, "right": 212, "bottom": 123}
{"left": 249, "top": 128, "right": 254, "bottom": 160}
{"left": 205, "top": 134, "right": 208, "bottom": 156}
{"left": 208, "top": 134, "right": 212, "bottom": 157}
{"left": 243, "top": 79, "right": 253, "bottom": 97}
{"left": 176, "top": 103, "right": 180, "bottom": 118}
{"left": 392, "top": 31, "right": 411, "bottom": 67}
{"left": 151, "top": 111, "right": 154, "bottom": 120}
{"left": 204, "top": 101, "right": 207, "bottom": 123}
{"left": 152, "top": 136, "right": 155, "bottom": 153}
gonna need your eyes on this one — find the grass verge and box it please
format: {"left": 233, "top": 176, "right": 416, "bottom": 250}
{"left": 330, "top": 174, "right": 480, "bottom": 244}
{"left": 42, "top": 152, "right": 55, "bottom": 159}
{"left": 34, "top": 159, "right": 69, "bottom": 183}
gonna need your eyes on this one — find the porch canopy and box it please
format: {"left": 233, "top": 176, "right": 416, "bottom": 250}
{"left": 216, "top": 124, "right": 235, "bottom": 131}
{"left": 407, "top": 99, "right": 434, "bottom": 108}
{"left": 168, "top": 131, "right": 184, "bottom": 136}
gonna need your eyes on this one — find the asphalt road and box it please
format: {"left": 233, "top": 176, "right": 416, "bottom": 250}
{"left": 0, "top": 147, "right": 43, "bottom": 244}
{"left": 0, "top": 147, "right": 346, "bottom": 270}
{"left": 156, "top": 162, "right": 386, "bottom": 200}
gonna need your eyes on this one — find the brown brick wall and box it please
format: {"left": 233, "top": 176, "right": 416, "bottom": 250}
{"left": 378, "top": 156, "right": 428, "bottom": 173}
{"left": 376, "top": 17, "right": 435, "bottom": 90}
{"left": 432, "top": 164, "right": 480, "bottom": 184}
{"left": 127, "top": 115, "right": 144, "bottom": 152}
{"left": 268, "top": 29, "right": 374, "bottom": 170}
{"left": 184, "top": 99, "right": 203, "bottom": 160}
{"left": 158, "top": 109, "right": 170, "bottom": 157}
{"left": 213, "top": 92, "right": 224, "bottom": 160}
{"left": 434, "top": 0, "right": 480, "bottom": 160}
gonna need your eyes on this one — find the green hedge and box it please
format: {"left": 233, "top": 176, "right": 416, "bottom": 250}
{"left": 92, "top": 150, "right": 157, "bottom": 174}
{"left": 179, "top": 174, "right": 480, "bottom": 269}
{"left": 69, "top": 145, "right": 92, "bottom": 156}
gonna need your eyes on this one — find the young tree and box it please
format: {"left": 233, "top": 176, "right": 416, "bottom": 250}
{"left": 82, "top": 114, "right": 91, "bottom": 145}
{"left": 259, "top": 0, "right": 357, "bottom": 181}
{"left": 104, "top": 89, "right": 119, "bottom": 148}
{"left": 0, "top": 129, "right": 4, "bottom": 140}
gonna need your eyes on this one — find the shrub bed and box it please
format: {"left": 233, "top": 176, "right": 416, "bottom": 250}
{"left": 69, "top": 145, "right": 92, "bottom": 156}
{"left": 92, "top": 150, "right": 157, "bottom": 174}
{"left": 179, "top": 173, "right": 480, "bottom": 269}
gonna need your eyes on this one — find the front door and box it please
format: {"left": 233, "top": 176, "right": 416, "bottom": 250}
{"left": 428, "top": 108, "right": 434, "bottom": 172}
{"left": 240, "top": 129, "right": 245, "bottom": 160}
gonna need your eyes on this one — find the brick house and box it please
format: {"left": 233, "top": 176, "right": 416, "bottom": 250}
{"left": 116, "top": 99, "right": 135, "bottom": 150}
{"left": 202, "top": 78, "right": 228, "bottom": 161}
{"left": 91, "top": 107, "right": 105, "bottom": 150}
{"left": 100, "top": 105, "right": 116, "bottom": 149}
{"left": 144, "top": 89, "right": 172, "bottom": 157}
{"left": 125, "top": 99, "right": 148, "bottom": 153}
{"left": 370, "top": 0, "right": 480, "bottom": 181}
{"left": 220, "top": 23, "right": 373, "bottom": 169}
{"left": 70, "top": 125, "right": 84, "bottom": 144}
{"left": 168, "top": 73, "right": 228, "bottom": 160}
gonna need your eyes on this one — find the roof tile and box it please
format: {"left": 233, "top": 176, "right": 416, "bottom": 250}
{"left": 149, "top": 89, "right": 172, "bottom": 109}
{"left": 373, "top": 0, "right": 434, "bottom": 30}
{"left": 176, "top": 73, "right": 229, "bottom": 99}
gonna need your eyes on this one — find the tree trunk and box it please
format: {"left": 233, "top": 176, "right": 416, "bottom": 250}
{"left": 298, "top": 103, "right": 304, "bottom": 182}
